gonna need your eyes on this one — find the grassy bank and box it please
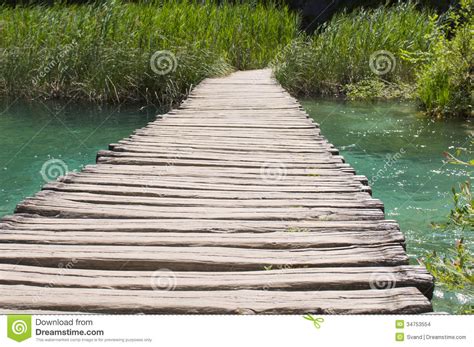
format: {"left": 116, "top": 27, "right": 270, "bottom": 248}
{"left": 1, "top": 0, "right": 470, "bottom": 117}
{"left": 0, "top": 0, "right": 299, "bottom": 106}
{"left": 415, "top": 0, "right": 473, "bottom": 118}
{"left": 273, "top": 2, "right": 434, "bottom": 98}
{"left": 272, "top": 1, "right": 473, "bottom": 118}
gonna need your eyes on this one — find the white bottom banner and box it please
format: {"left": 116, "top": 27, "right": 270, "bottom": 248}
{"left": 1, "top": 315, "right": 471, "bottom": 346}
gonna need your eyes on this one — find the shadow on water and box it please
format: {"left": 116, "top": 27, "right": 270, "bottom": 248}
{"left": 302, "top": 98, "right": 473, "bottom": 313}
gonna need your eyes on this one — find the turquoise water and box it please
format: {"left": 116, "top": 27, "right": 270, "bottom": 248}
{"left": 302, "top": 99, "right": 473, "bottom": 313}
{"left": 0, "top": 100, "right": 156, "bottom": 217}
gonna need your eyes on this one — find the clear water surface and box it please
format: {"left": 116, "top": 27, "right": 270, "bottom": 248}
{"left": 302, "top": 99, "right": 473, "bottom": 313}
{"left": 0, "top": 100, "right": 156, "bottom": 217}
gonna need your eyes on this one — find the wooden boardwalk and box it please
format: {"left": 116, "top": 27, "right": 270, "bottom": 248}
{"left": 0, "top": 69, "right": 433, "bottom": 314}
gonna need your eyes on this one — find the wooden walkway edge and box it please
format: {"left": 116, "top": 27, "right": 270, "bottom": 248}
{"left": 0, "top": 69, "right": 434, "bottom": 314}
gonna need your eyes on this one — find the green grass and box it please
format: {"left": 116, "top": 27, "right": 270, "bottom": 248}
{"left": 0, "top": 0, "right": 299, "bottom": 106}
{"left": 415, "top": 1, "right": 473, "bottom": 118}
{"left": 272, "top": 2, "right": 435, "bottom": 98}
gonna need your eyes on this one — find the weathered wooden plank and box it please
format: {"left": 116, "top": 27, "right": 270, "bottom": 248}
{"left": 32, "top": 191, "right": 383, "bottom": 209}
{"left": 1, "top": 215, "right": 400, "bottom": 233}
{"left": 61, "top": 172, "right": 367, "bottom": 186}
{"left": 156, "top": 121, "right": 313, "bottom": 127}
{"left": 43, "top": 182, "right": 371, "bottom": 199}
{"left": 74, "top": 171, "right": 363, "bottom": 184}
{"left": 119, "top": 140, "right": 335, "bottom": 150}
{"left": 82, "top": 164, "right": 356, "bottom": 178}
{"left": 0, "top": 244, "right": 408, "bottom": 270}
{"left": 125, "top": 138, "right": 333, "bottom": 149}
{"left": 55, "top": 175, "right": 365, "bottom": 192}
{"left": 16, "top": 200, "right": 384, "bottom": 220}
{"left": 113, "top": 141, "right": 337, "bottom": 154}
{"left": 185, "top": 95, "right": 296, "bottom": 99}
{"left": 179, "top": 105, "right": 301, "bottom": 111}
{"left": 180, "top": 98, "right": 300, "bottom": 103}
{"left": 146, "top": 120, "right": 316, "bottom": 127}
{"left": 96, "top": 156, "right": 352, "bottom": 169}
{"left": 0, "top": 229, "right": 403, "bottom": 248}
{"left": 97, "top": 150, "right": 343, "bottom": 165}
{"left": 169, "top": 114, "right": 315, "bottom": 121}
{"left": 162, "top": 116, "right": 311, "bottom": 122}
{"left": 0, "top": 264, "right": 433, "bottom": 298}
{"left": 111, "top": 144, "right": 338, "bottom": 157}
{"left": 106, "top": 142, "right": 332, "bottom": 152}
{"left": 0, "top": 285, "right": 432, "bottom": 314}
{"left": 127, "top": 135, "right": 332, "bottom": 146}
{"left": 169, "top": 108, "right": 309, "bottom": 114}
{"left": 136, "top": 128, "right": 320, "bottom": 136}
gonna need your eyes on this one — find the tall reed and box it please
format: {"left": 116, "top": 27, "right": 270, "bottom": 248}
{"left": 0, "top": 0, "right": 299, "bottom": 105}
{"left": 273, "top": 2, "right": 435, "bottom": 97}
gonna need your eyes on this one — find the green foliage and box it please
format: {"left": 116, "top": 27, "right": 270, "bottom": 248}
{"left": 421, "top": 147, "right": 473, "bottom": 314}
{"left": 422, "top": 239, "right": 472, "bottom": 290}
{"left": 415, "top": 0, "right": 473, "bottom": 118}
{"left": 273, "top": 2, "right": 434, "bottom": 97}
{"left": 344, "top": 78, "right": 415, "bottom": 100}
{"left": 0, "top": 0, "right": 299, "bottom": 105}
{"left": 449, "top": 181, "right": 473, "bottom": 228}
{"left": 434, "top": 145, "right": 473, "bottom": 229}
